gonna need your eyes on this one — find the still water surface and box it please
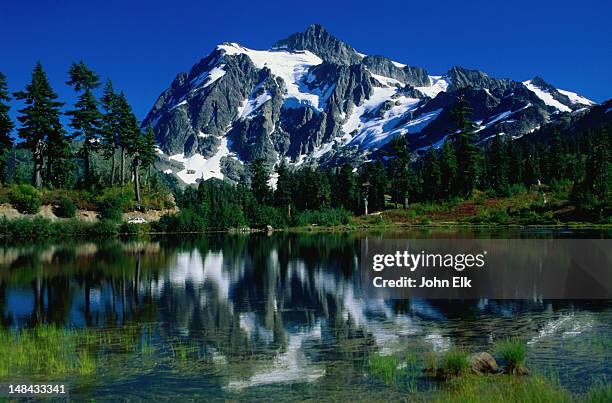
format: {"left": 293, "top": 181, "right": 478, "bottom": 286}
{"left": 1, "top": 229, "right": 610, "bottom": 400}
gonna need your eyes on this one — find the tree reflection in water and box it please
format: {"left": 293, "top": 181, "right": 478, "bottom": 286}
{"left": 0, "top": 232, "right": 610, "bottom": 398}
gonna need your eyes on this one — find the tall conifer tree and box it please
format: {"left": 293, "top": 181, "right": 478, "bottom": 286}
{"left": 388, "top": 136, "right": 416, "bottom": 208}
{"left": 101, "top": 81, "right": 119, "bottom": 186}
{"left": 140, "top": 125, "right": 157, "bottom": 189}
{"left": 14, "top": 63, "right": 65, "bottom": 188}
{"left": 421, "top": 146, "right": 441, "bottom": 199}
{"left": 439, "top": 138, "right": 457, "bottom": 198}
{"left": 336, "top": 163, "right": 358, "bottom": 211}
{"left": 0, "top": 73, "right": 14, "bottom": 183}
{"left": 250, "top": 157, "right": 271, "bottom": 204}
{"left": 274, "top": 159, "right": 293, "bottom": 215}
{"left": 487, "top": 134, "right": 509, "bottom": 195}
{"left": 451, "top": 94, "right": 482, "bottom": 196}
{"left": 115, "top": 92, "right": 136, "bottom": 186}
{"left": 66, "top": 61, "right": 103, "bottom": 186}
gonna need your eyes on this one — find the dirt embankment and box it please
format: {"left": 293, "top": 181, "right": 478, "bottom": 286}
{"left": 0, "top": 203, "right": 178, "bottom": 222}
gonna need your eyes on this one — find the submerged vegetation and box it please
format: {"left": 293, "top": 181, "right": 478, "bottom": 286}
{"left": 0, "top": 326, "right": 97, "bottom": 378}
{"left": 437, "top": 374, "right": 572, "bottom": 403}
{"left": 368, "top": 352, "right": 420, "bottom": 391}
{"left": 9, "top": 323, "right": 606, "bottom": 401}
{"left": 362, "top": 339, "right": 611, "bottom": 402}
{"left": 0, "top": 236, "right": 610, "bottom": 399}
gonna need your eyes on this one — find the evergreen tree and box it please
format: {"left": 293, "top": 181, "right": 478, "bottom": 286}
{"left": 274, "top": 159, "right": 293, "bottom": 215}
{"left": 115, "top": 92, "right": 136, "bottom": 186}
{"left": 388, "top": 136, "right": 416, "bottom": 208}
{"left": 336, "top": 163, "right": 358, "bottom": 211}
{"left": 487, "top": 134, "right": 510, "bottom": 195}
{"left": 13, "top": 63, "right": 65, "bottom": 188}
{"left": 522, "top": 143, "right": 541, "bottom": 188}
{"left": 362, "top": 160, "right": 387, "bottom": 212}
{"left": 124, "top": 113, "right": 143, "bottom": 202}
{"left": 140, "top": 125, "right": 157, "bottom": 189}
{"left": 66, "top": 61, "right": 103, "bottom": 186}
{"left": 250, "top": 157, "right": 271, "bottom": 204}
{"left": 549, "top": 128, "right": 566, "bottom": 182}
{"left": 451, "top": 94, "right": 482, "bottom": 196}
{"left": 311, "top": 167, "right": 331, "bottom": 208}
{"left": 573, "top": 126, "right": 611, "bottom": 216}
{"left": 439, "top": 138, "right": 457, "bottom": 198}
{"left": 421, "top": 146, "right": 441, "bottom": 199}
{"left": 101, "top": 80, "right": 119, "bottom": 186}
{"left": 46, "top": 118, "right": 73, "bottom": 188}
{"left": 0, "top": 73, "right": 14, "bottom": 183}
{"left": 591, "top": 126, "right": 611, "bottom": 210}
{"left": 292, "top": 167, "right": 331, "bottom": 210}
{"left": 506, "top": 136, "right": 522, "bottom": 186}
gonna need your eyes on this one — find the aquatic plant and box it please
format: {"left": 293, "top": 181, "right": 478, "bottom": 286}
{"left": 442, "top": 349, "right": 469, "bottom": 377}
{"left": 436, "top": 374, "right": 571, "bottom": 402}
{"left": 367, "top": 352, "right": 420, "bottom": 391}
{"left": 585, "top": 382, "right": 612, "bottom": 403}
{"left": 493, "top": 338, "right": 526, "bottom": 372}
{"left": 0, "top": 326, "right": 97, "bottom": 378}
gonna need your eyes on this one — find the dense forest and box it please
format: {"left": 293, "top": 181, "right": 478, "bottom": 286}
{"left": 0, "top": 64, "right": 610, "bottom": 236}
{"left": 163, "top": 95, "right": 611, "bottom": 231}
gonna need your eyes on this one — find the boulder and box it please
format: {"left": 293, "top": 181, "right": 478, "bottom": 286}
{"left": 505, "top": 365, "right": 530, "bottom": 376}
{"left": 469, "top": 352, "right": 499, "bottom": 374}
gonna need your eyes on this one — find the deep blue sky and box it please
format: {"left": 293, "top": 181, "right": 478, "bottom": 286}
{"left": 2, "top": 0, "right": 611, "bottom": 122}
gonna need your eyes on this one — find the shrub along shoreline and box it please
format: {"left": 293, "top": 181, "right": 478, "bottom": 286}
{"left": 1, "top": 210, "right": 610, "bottom": 244}
{"left": 1, "top": 178, "right": 610, "bottom": 244}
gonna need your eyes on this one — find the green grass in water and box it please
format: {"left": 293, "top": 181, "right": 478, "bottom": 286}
{"left": 436, "top": 374, "right": 570, "bottom": 403}
{"left": 585, "top": 382, "right": 612, "bottom": 403}
{"left": 0, "top": 325, "right": 97, "bottom": 378}
{"left": 442, "top": 349, "right": 470, "bottom": 377}
{"left": 368, "top": 352, "right": 420, "bottom": 391}
{"left": 493, "top": 338, "right": 526, "bottom": 371}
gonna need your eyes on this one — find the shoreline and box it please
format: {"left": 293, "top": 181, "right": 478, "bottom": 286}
{"left": 0, "top": 215, "right": 610, "bottom": 245}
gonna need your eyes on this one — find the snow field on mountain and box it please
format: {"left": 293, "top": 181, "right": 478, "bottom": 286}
{"left": 147, "top": 26, "right": 600, "bottom": 186}
{"left": 190, "top": 64, "right": 226, "bottom": 91}
{"left": 168, "top": 137, "right": 235, "bottom": 184}
{"left": 523, "top": 80, "right": 572, "bottom": 112}
{"left": 237, "top": 91, "right": 273, "bottom": 119}
{"left": 557, "top": 89, "right": 595, "bottom": 106}
{"left": 343, "top": 74, "right": 441, "bottom": 150}
{"left": 218, "top": 43, "right": 325, "bottom": 110}
{"left": 416, "top": 76, "right": 449, "bottom": 98}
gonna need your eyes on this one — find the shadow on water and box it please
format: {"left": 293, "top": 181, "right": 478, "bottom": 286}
{"left": 0, "top": 228, "right": 610, "bottom": 399}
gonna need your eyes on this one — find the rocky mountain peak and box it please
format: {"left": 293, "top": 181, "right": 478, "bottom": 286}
{"left": 530, "top": 76, "right": 557, "bottom": 92}
{"left": 144, "top": 25, "right": 599, "bottom": 185}
{"left": 272, "top": 24, "right": 362, "bottom": 65}
{"left": 447, "top": 66, "right": 514, "bottom": 92}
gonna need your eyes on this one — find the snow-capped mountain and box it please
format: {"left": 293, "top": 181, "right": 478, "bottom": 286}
{"left": 143, "top": 24, "right": 597, "bottom": 184}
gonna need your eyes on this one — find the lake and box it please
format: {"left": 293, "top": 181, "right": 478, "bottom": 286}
{"left": 1, "top": 229, "right": 610, "bottom": 400}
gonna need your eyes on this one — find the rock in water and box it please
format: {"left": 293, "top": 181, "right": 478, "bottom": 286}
{"left": 469, "top": 352, "right": 499, "bottom": 374}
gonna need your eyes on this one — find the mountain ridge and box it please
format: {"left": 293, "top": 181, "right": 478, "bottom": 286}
{"left": 143, "top": 24, "right": 602, "bottom": 185}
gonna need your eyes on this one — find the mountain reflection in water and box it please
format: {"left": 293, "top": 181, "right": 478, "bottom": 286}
{"left": 0, "top": 231, "right": 610, "bottom": 400}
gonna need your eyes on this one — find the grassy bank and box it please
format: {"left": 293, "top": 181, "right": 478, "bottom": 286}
{"left": 0, "top": 216, "right": 119, "bottom": 241}
{"left": 1, "top": 212, "right": 610, "bottom": 244}
{"left": 364, "top": 346, "right": 611, "bottom": 403}
{"left": 373, "top": 188, "right": 612, "bottom": 227}
{"left": 1, "top": 185, "right": 611, "bottom": 243}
